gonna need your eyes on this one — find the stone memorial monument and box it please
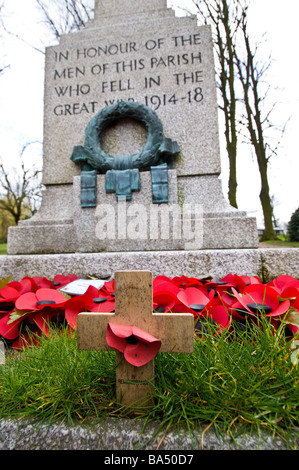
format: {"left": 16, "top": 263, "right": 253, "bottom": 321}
{"left": 7, "top": 0, "right": 258, "bottom": 256}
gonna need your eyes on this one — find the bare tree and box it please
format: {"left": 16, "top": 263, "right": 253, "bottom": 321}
{"left": 192, "top": 0, "right": 243, "bottom": 209}
{"left": 0, "top": 142, "right": 43, "bottom": 225}
{"left": 192, "top": 0, "right": 283, "bottom": 240}
{"left": 0, "top": 0, "right": 10, "bottom": 74}
{"left": 36, "top": 0, "right": 94, "bottom": 41}
{"left": 1, "top": 0, "right": 94, "bottom": 57}
{"left": 234, "top": 7, "right": 284, "bottom": 240}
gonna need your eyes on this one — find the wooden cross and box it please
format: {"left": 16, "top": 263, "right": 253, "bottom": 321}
{"left": 77, "top": 271, "right": 194, "bottom": 408}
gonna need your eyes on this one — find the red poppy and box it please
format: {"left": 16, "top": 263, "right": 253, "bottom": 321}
{"left": 15, "top": 277, "right": 40, "bottom": 294}
{"left": 52, "top": 274, "right": 79, "bottom": 289}
{"left": 0, "top": 285, "right": 21, "bottom": 304}
{"left": 195, "top": 297, "right": 231, "bottom": 334}
{"left": 201, "top": 278, "right": 235, "bottom": 302}
{"left": 171, "top": 275, "right": 204, "bottom": 289}
{"left": 267, "top": 276, "right": 299, "bottom": 310}
{"left": 268, "top": 275, "right": 299, "bottom": 295}
{"left": 153, "top": 278, "right": 180, "bottom": 313}
{"left": 153, "top": 291, "right": 179, "bottom": 313}
{"left": 0, "top": 311, "right": 37, "bottom": 340}
{"left": 34, "top": 308, "right": 66, "bottom": 335}
{"left": 0, "top": 313, "right": 21, "bottom": 340}
{"left": 176, "top": 287, "right": 212, "bottom": 315}
{"left": 101, "top": 280, "right": 115, "bottom": 296}
{"left": 64, "top": 294, "right": 94, "bottom": 330}
{"left": 32, "top": 276, "right": 54, "bottom": 289}
{"left": 84, "top": 285, "right": 115, "bottom": 313}
{"left": 15, "top": 288, "right": 68, "bottom": 311}
{"left": 106, "top": 322, "right": 161, "bottom": 367}
{"left": 220, "top": 274, "right": 262, "bottom": 292}
{"left": 231, "top": 284, "right": 290, "bottom": 318}
{"left": 286, "top": 323, "right": 299, "bottom": 338}
{"left": 12, "top": 329, "right": 42, "bottom": 350}
{"left": 153, "top": 275, "right": 174, "bottom": 286}
{"left": 220, "top": 274, "right": 246, "bottom": 290}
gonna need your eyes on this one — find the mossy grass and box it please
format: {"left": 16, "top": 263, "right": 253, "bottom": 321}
{"left": 260, "top": 235, "right": 299, "bottom": 247}
{"left": 0, "top": 319, "right": 298, "bottom": 445}
{"left": 0, "top": 244, "right": 7, "bottom": 255}
{"left": 262, "top": 239, "right": 299, "bottom": 248}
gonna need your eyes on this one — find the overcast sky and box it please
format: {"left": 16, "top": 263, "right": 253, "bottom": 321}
{"left": 1, "top": 0, "right": 299, "bottom": 228}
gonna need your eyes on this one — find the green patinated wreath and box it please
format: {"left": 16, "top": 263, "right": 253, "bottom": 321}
{"left": 70, "top": 101, "right": 180, "bottom": 172}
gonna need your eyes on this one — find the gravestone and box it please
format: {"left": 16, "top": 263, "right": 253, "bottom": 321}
{"left": 7, "top": 0, "right": 258, "bottom": 255}
{"left": 77, "top": 270, "right": 194, "bottom": 407}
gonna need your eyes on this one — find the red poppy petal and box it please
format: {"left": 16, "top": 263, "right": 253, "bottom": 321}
{"left": 102, "top": 280, "right": 115, "bottom": 295}
{"left": 243, "top": 285, "right": 279, "bottom": 309}
{"left": 153, "top": 275, "right": 173, "bottom": 285}
{"left": 207, "top": 304, "right": 230, "bottom": 329}
{"left": 279, "top": 287, "right": 299, "bottom": 306}
{"left": 89, "top": 300, "right": 115, "bottom": 313}
{"left": 15, "top": 292, "right": 38, "bottom": 311}
{"left": 153, "top": 279, "right": 179, "bottom": 296}
{"left": 269, "top": 275, "right": 299, "bottom": 294}
{"left": 32, "top": 277, "right": 54, "bottom": 289}
{"left": 131, "top": 326, "right": 160, "bottom": 344}
{"left": 36, "top": 288, "right": 67, "bottom": 307}
{"left": 287, "top": 323, "right": 299, "bottom": 336}
{"left": 12, "top": 330, "right": 42, "bottom": 350}
{"left": 124, "top": 340, "right": 161, "bottom": 367}
{"left": 0, "top": 313, "right": 22, "bottom": 340}
{"left": 108, "top": 323, "right": 133, "bottom": 339}
{"left": 0, "top": 286, "right": 20, "bottom": 302}
{"left": 266, "top": 299, "right": 290, "bottom": 317}
{"left": 153, "top": 292, "right": 177, "bottom": 311}
{"left": 83, "top": 285, "right": 101, "bottom": 298}
{"left": 177, "top": 287, "right": 210, "bottom": 312}
{"left": 218, "top": 291, "right": 236, "bottom": 307}
{"left": 65, "top": 298, "right": 87, "bottom": 330}
{"left": 106, "top": 323, "right": 131, "bottom": 352}
{"left": 20, "top": 277, "right": 39, "bottom": 293}
{"left": 53, "top": 274, "right": 79, "bottom": 288}
{"left": 34, "top": 309, "right": 64, "bottom": 334}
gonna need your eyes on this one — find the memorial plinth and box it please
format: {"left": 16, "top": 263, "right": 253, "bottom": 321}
{"left": 7, "top": 0, "right": 258, "bottom": 261}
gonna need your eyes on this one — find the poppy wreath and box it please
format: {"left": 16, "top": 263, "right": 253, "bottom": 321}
{"left": 0, "top": 273, "right": 298, "bottom": 350}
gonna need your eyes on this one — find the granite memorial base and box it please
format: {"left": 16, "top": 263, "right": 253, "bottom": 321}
{"left": 0, "top": 248, "right": 299, "bottom": 283}
{"left": 7, "top": 172, "right": 258, "bottom": 255}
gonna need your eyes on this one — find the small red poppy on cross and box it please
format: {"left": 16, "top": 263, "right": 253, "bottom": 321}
{"left": 106, "top": 322, "right": 161, "bottom": 367}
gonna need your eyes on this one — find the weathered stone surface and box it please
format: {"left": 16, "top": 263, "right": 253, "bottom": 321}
{"left": 260, "top": 248, "right": 299, "bottom": 281}
{"left": 7, "top": 224, "right": 76, "bottom": 255}
{"left": 1, "top": 249, "right": 298, "bottom": 286}
{"left": 43, "top": 15, "right": 219, "bottom": 185}
{"left": 0, "top": 417, "right": 296, "bottom": 450}
{"left": 0, "top": 248, "right": 272, "bottom": 282}
{"left": 73, "top": 171, "right": 186, "bottom": 253}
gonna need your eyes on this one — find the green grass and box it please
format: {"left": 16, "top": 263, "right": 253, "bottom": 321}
{"left": 260, "top": 235, "right": 299, "bottom": 247}
{"left": 262, "top": 239, "right": 299, "bottom": 248}
{"left": 0, "top": 244, "right": 7, "bottom": 255}
{"left": 0, "top": 321, "right": 298, "bottom": 446}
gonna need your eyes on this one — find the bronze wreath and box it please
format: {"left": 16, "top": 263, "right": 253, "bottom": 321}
{"left": 70, "top": 101, "right": 180, "bottom": 172}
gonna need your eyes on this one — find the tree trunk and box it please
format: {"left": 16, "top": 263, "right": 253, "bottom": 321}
{"left": 235, "top": 16, "right": 276, "bottom": 241}
{"left": 255, "top": 148, "right": 276, "bottom": 241}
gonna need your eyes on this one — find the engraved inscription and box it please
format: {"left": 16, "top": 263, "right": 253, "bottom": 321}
{"left": 50, "top": 33, "right": 205, "bottom": 116}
